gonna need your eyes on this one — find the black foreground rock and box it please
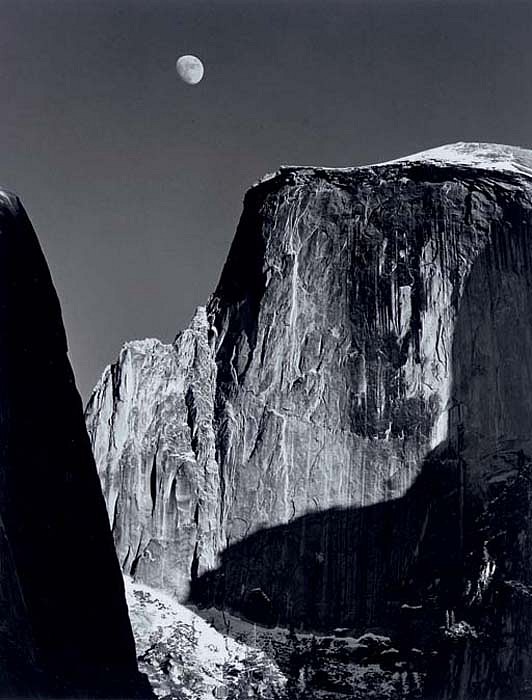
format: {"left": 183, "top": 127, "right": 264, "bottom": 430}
{"left": 0, "top": 192, "right": 152, "bottom": 698}
{"left": 87, "top": 142, "right": 532, "bottom": 698}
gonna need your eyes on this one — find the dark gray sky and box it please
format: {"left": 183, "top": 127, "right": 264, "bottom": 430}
{"left": 2, "top": 0, "right": 532, "bottom": 400}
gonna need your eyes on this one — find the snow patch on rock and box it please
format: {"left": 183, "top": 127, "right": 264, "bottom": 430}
{"left": 377, "top": 141, "right": 532, "bottom": 178}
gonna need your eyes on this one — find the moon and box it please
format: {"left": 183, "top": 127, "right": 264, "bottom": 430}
{"left": 176, "top": 55, "right": 204, "bottom": 85}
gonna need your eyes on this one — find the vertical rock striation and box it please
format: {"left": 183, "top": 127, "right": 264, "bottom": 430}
{"left": 87, "top": 143, "right": 532, "bottom": 697}
{"left": 0, "top": 192, "right": 151, "bottom": 698}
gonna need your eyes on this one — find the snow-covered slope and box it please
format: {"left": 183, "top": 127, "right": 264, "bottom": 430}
{"left": 125, "top": 576, "right": 286, "bottom": 699}
{"left": 379, "top": 141, "right": 532, "bottom": 178}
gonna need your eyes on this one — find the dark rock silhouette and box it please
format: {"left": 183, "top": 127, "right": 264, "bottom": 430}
{"left": 87, "top": 143, "right": 532, "bottom": 697}
{"left": 0, "top": 192, "right": 152, "bottom": 698}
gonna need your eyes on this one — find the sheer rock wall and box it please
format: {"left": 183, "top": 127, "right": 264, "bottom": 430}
{"left": 87, "top": 143, "right": 532, "bottom": 697}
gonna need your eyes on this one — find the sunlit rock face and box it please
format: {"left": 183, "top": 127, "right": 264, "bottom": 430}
{"left": 87, "top": 309, "right": 220, "bottom": 598}
{"left": 88, "top": 143, "right": 532, "bottom": 698}
{"left": 210, "top": 165, "right": 466, "bottom": 531}
{"left": 0, "top": 193, "right": 151, "bottom": 698}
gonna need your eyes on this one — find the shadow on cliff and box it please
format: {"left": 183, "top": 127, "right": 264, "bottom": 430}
{"left": 189, "top": 445, "right": 465, "bottom": 634}
{"left": 189, "top": 207, "right": 532, "bottom": 698}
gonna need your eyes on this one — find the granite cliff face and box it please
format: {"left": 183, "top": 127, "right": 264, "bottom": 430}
{"left": 87, "top": 142, "right": 532, "bottom": 698}
{"left": 88, "top": 310, "right": 220, "bottom": 599}
{"left": 0, "top": 192, "right": 151, "bottom": 698}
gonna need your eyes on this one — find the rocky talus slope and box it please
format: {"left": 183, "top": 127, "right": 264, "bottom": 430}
{"left": 0, "top": 192, "right": 151, "bottom": 698}
{"left": 87, "top": 142, "right": 532, "bottom": 698}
